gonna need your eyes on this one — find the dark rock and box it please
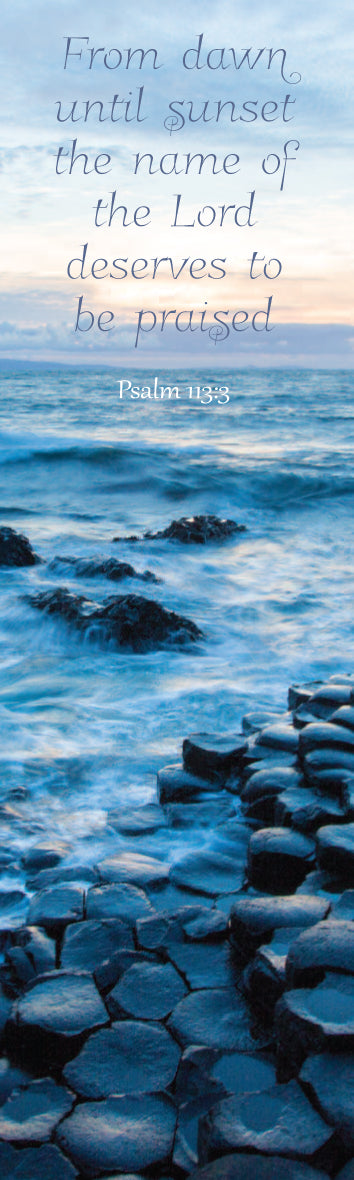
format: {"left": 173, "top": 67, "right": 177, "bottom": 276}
{"left": 86, "top": 882, "right": 154, "bottom": 924}
{"left": 166, "top": 794, "right": 236, "bottom": 827}
{"left": 276, "top": 978, "right": 354, "bottom": 1076}
{"left": 336, "top": 1164, "right": 354, "bottom": 1180}
{"left": 142, "top": 515, "right": 246, "bottom": 543}
{"left": 167, "top": 987, "right": 269, "bottom": 1051}
{"left": 229, "top": 895, "right": 330, "bottom": 957}
{"left": 9, "top": 970, "right": 108, "bottom": 1063}
{"left": 6, "top": 926, "right": 56, "bottom": 985}
{"left": 316, "top": 823, "right": 354, "bottom": 876}
{"left": 93, "top": 948, "right": 156, "bottom": 994}
{"left": 210, "top": 1050, "right": 276, "bottom": 1096}
{"left": 0, "top": 1057, "right": 33, "bottom": 1103}
{"left": 107, "top": 960, "right": 187, "bottom": 1020}
{"left": 300, "top": 1051, "right": 354, "bottom": 1151}
{"left": 60, "top": 918, "right": 133, "bottom": 975}
{"left": 63, "top": 1019, "right": 180, "bottom": 1097}
{"left": 242, "top": 710, "right": 289, "bottom": 733}
{"left": 157, "top": 763, "right": 220, "bottom": 803}
{"left": 243, "top": 945, "right": 287, "bottom": 1015}
{"left": 171, "top": 850, "right": 245, "bottom": 896}
{"left": 188, "top": 1157, "right": 329, "bottom": 1180}
{"left": 22, "top": 843, "right": 69, "bottom": 872}
{"left": 184, "top": 908, "right": 228, "bottom": 941}
{"left": 288, "top": 682, "right": 323, "bottom": 710}
{"left": 332, "top": 890, "right": 354, "bottom": 919}
{"left": 0, "top": 526, "right": 39, "bottom": 567}
{"left": 247, "top": 828, "right": 316, "bottom": 893}
{"left": 254, "top": 723, "right": 299, "bottom": 753}
{"left": 285, "top": 920, "right": 354, "bottom": 987}
{"left": 303, "top": 749, "right": 354, "bottom": 785}
{"left": 25, "top": 864, "right": 98, "bottom": 890}
{"left": 49, "top": 555, "right": 161, "bottom": 583}
{"left": 0, "top": 1077, "right": 74, "bottom": 1144}
{"left": 108, "top": 802, "right": 167, "bottom": 834}
{"left": 56, "top": 1092, "right": 177, "bottom": 1176}
{"left": 3, "top": 1143, "right": 78, "bottom": 1179}
{"left": 198, "top": 1079, "right": 334, "bottom": 1164}
{"left": 174, "top": 1094, "right": 223, "bottom": 1173}
{"left": 28, "top": 589, "right": 202, "bottom": 651}
{"left": 299, "top": 722, "right": 354, "bottom": 757}
{"left": 96, "top": 850, "right": 170, "bottom": 888}
{"left": 274, "top": 788, "right": 345, "bottom": 832}
{"left": 183, "top": 733, "right": 247, "bottom": 782}
{"left": 28, "top": 885, "right": 84, "bottom": 933}
{"left": 241, "top": 766, "right": 304, "bottom": 802}
{"left": 168, "top": 943, "right": 241, "bottom": 990}
{"left": 330, "top": 704, "right": 354, "bottom": 730}
{"left": 174, "top": 1045, "right": 223, "bottom": 1102}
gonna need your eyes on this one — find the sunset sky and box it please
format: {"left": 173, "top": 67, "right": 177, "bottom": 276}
{"left": 1, "top": 0, "right": 353, "bottom": 365}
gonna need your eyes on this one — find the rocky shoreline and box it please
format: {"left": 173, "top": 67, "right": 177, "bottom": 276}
{"left": 0, "top": 673, "right": 353, "bottom": 1178}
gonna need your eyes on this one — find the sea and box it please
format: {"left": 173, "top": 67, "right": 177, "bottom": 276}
{"left": 0, "top": 364, "right": 353, "bottom": 900}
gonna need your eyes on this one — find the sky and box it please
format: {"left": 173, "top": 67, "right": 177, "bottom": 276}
{"left": 0, "top": 0, "right": 353, "bottom": 366}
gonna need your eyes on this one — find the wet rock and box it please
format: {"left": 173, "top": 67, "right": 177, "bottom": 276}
{"left": 0, "top": 526, "right": 39, "bottom": 567}
{"left": 285, "top": 920, "right": 354, "bottom": 987}
{"left": 107, "top": 960, "right": 187, "bottom": 1020}
{"left": 274, "top": 788, "right": 345, "bottom": 832}
{"left": 247, "top": 828, "right": 316, "bottom": 893}
{"left": 6, "top": 926, "right": 56, "bottom": 985}
{"left": 330, "top": 704, "right": 354, "bottom": 730}
{"left": 0, "top": 890, "right": 29, "bottom": 930}
{"left": 50, "top": 555, "right": 161, "bottom": 583}
{"left": 56, "top": 1092, "right": 177, "bottom": 1176}
{"left": 86, "top": 882, "right": 154, "bottom": 924}
{"left": 300, "top": 1051, "right": 354, "bottom": 1151}
{"left": 169, "top": 943, "right": 241, "bottom": 990}
{"left": 108, "top": 802, "right": 167, "bottom": 834}
{"left": 276, "top": 977, "right": 354, "bottom": 1076}
{"left": 167, "top": 987, "right": 268, "bottom": 1051}
{"left": 171, "top": 850, "right": 245, "bottom": 896}
{"left": 300, "top": 722, "right": 354, "bottom": 757}
{"left": 157, "top": 763, "right": 219, "bottom": 803}
{"left": 242, "top": 710, "right": 289, "bottom": 733}
{"left": 22, "top": 843, "right": 69, "bottom": 872}
{"left": 316, "top": 823, "right": 354, "bottom": 877}
{"left": 188, "top": 1157, "right": 329, "bottom": 1180}
{"left": 26, "top": 864, "right": 98, "bottom": 891}
{"left": 9, "top": 970, "right": 108, "bottom": 1064}
{"left": 241, "top": 766, "right": 304, "bottom": 803}
{"left": 243, "top": 945, "right": 287, "bottom": 1016}
{"left": 142, "top": 515, "right": 246, "bottom": 543}
{"left": 183, "top": 733, "right": 247, "bottom": 782}
{"left": 96, "top": 850, "right": 170, "bottom": 888}
{"left": 60, "top": 918, "right": 133, "bottom": 974}
{"left": 0, "top": 1077, "right": 74, "bottom": 1144}
{"left": 229, "top": 895, "right": 330, "bottom": 957}
{"left": 28, "top": 885, "right": 84, "bottom": 933}
{"left": 198, "top": 1078, "right": 334, "bottom": 1165}
{"left": 166, "top": 794, "right": 236, "bottom": 827}
{"left": 337, "top": 1164, "right": 354, "bottom": 1180}
{"left": 254, "top": 723, "right": 299, "bottom": 754}
{"left": 28, "top": 589, "right": 202, "bottom": 651}
{"left": 303, "top": 749, "right": 354, "bottom": 784}
{"left": 1, "top": 1143, "right": 78, "bottom": 1179}
{"left": 63, "top": 1019, "right": 180, "bottom": 1097}
{"left": 288, "top": 682, "right": 323, "bottom": 710}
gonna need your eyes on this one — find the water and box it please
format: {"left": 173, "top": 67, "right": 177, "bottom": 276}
{"left": 0, "top": 364, "right": 353, "bottom": 881}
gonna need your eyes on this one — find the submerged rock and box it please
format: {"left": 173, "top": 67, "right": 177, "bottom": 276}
{"left": 113, "top": 514, "right": 246, "bottom": 544}
{"left": 50, "top": 555, "right": 161, "bottom": 583}
{"left": 0, "top": 526, "right": 39, "bottom": 567}
{"left": 27, "top": 589, "right": 202, "bottom": 651}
